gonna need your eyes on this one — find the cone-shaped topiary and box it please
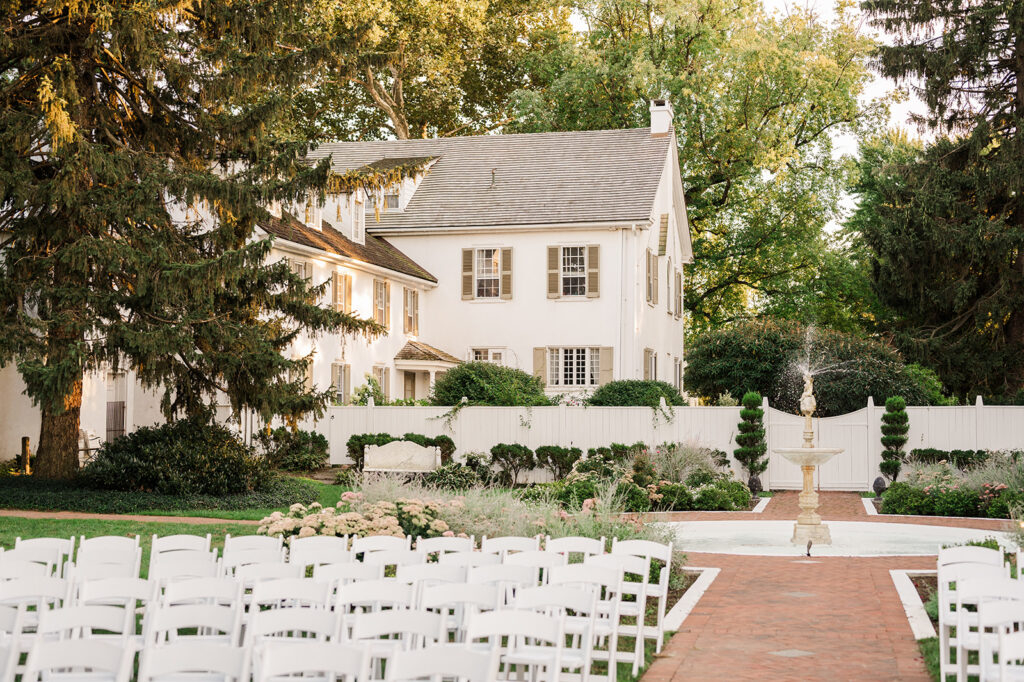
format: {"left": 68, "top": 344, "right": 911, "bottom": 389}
{"left": 880, "top": 396, "right": 909, "bottom": 481}
{"left": 734, "top": 391, "right": 768, "bottom": 479}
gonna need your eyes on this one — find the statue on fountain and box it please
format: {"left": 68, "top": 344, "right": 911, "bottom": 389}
{"left": 799, "top": 374, "right": 816, "bottom": 417}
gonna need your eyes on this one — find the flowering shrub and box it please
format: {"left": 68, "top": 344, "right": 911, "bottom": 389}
{"left": 883, "top": 457, "right": 1024, "bottom": 518}
{"left": 257, "top": 493, "right": 453, "bottom": 540}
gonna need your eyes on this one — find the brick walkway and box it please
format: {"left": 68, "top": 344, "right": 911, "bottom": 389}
{"left": 641, "top": 491, "right": 1015, "bottom": 681}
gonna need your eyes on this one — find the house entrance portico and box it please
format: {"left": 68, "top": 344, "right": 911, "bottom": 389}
{"left": 394, "top": 340, "right": 459, "bottom": 401}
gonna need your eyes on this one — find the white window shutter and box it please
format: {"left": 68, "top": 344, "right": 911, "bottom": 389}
{"left": 586, "top": 245, "right": 600, "bottom": 298}
{"left": 332, "top": 272, "right": 342, "bottom": 312}
{"left": 645, "top": 250, "right": 652, "bottom": 303}
{"left": 403, "top": 287, "right": 410, "bottom": 334}
{"left": 343, "top": 365, "right": 351, "bottom": 404}
{"left": 546, "top": 247, "right": 560, "bottom": 299}
{"left": 666, "top": 258, "right": 673, "bottom": 316}
{"left": 500, "top": 247, "right": 513, "bottom": 300}
{"left": 384, "top": 281, "right": 391, "bottom": 328}
{"left": 413, "top": 290, "right": 419, "bottom": 334}
{"left": 652, "top": 253, "right": 659, "bottom": 305}
{"left": 345, "top": 274, "right": 353, "bottom": 313}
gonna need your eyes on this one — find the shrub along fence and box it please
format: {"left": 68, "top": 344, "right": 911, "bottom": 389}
{"left": 245, "top": 397, "right": 1024, "bottom": 491}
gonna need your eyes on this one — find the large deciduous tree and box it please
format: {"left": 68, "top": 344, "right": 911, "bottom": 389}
{"left": 853, "top": 0, "right": 1024, "bottom": 395}
{"left": 293, "top": 0, "right": 573, "bottom": 140}
{"left": 0, "top": 0, "right": 381, "bottom": 478}
{"left": 508, "top": 0, "right": 881, "bottom": 329}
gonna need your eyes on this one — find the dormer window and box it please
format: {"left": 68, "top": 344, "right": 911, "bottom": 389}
{"left": 368, "top": 191, "right": 400, "bottom": 211}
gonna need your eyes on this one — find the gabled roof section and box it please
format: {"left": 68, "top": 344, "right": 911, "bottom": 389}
{"left": 257, "top": 212, "right": 436, "bottom": 283}
{"left": 306, "top": 128, "right": 672, "bottom": 230}
{"left": 361, "top": 156, "right": 435, "bottom": 172}
{"left": 395, "top": 340, "right": 461, "bottom": 364}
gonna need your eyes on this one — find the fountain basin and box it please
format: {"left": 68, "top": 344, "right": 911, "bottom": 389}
{"left": 775, "top": 447, "right": 843, "bottom": 467}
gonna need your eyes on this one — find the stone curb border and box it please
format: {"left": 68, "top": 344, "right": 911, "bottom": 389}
{"left": 751, "top": 496, "right": 771, "bottom": 514}
{"left": 862, "top": 497, "right": 879, "bottom": 516}
{"left": 891, "top": 568, "right": 937, "bottom": 640}
{"left": 663, "top": 566, "right": 720, "bottom": 631}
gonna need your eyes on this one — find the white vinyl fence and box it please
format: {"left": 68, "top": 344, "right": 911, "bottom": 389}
{"left": 289, "top": 398, "right": 1024, "bottom": 491}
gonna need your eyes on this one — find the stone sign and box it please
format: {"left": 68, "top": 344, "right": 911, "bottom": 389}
{"left": 364, "top": 440, "right": 441, "bottom": 473}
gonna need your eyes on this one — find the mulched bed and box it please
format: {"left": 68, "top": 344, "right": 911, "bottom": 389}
{"left": 911, "top": 575, "right": 939, "bottom": 628}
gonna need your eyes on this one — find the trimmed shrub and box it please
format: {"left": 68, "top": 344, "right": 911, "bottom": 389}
{"left": 614, "top": 480, "right": 651, "bottom": 513}
{"left": 462, "top": 453, "right": 494, "bottom": 487}
{"left": 572, "top": 452, "right": 622, "bottom": 480}
{"left": 880, "top": 482, "right": 934, "bottom": 515}
{"left": 588, "top": 380, "right": 685, "bottom": 407}
{"left": 733, "top": 391, "right": 767, "bottom": 479}
{"left": 430, "top": 362, "right": 549, "bottom": 406}
{"left": 684, "top": 470, "right": 715, "bottom": 488}
{"left": 256, "top": 427, "right": 329, "bottom": 472}
{"left": 653, "top": 483, "right": 693, "bottom": 511}
{"left": 0, "top": 475, "right": 316, "bottom": 514}
{"left": 489, "top": 443, "right": 535, "bottom": 486}
{"left": 685, "top": 319, "right": 928, "bottom": 415}
{"left": 931, "top": 488, "right": 982, "bottom": 517}
{"left": 424, "top": 463, "right": 480, "bottom": 490}
{"left": 534, "top": 446, "right": 582, "bottom": 480}
{"left": 880, "top": 397, "right": 909, "bottom": 481}
{"left": 557, "top": 479, "right": 600, "bottom": 510}
{"left": 629, "top": 453, "right": 657, "bottom": 488}
{"left": 517, "top": 481, "right": 565, "bottom": 504}
{"left": 80, "top": 418, "right": 269, "bottom": 495}
{"left": 346, "top": 433, "right": 456, "bottom": 471}
{"left": 909, "top": 448, "right": 989, "bottom": 470}
{"left": 693, "top": 485, "right": 736, "bottom": 511}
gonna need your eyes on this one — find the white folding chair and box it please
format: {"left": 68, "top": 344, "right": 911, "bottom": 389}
{"left": 480, "top": 536, "right": 540, "bottom": 558}
{"left": 999, "top": 629, "right": 1024, "bottom": 681}
{"left": 149, "top": 534, "right": 212, "bottom": 574}
{"left": 78, "top": 535, "right": 139, "bottom": 552}
{"left": 466, "top": 609, "right": 565, "bottom": 682}
{"left": 397, "top": 564, "right": 466, "bottom": 604}
{"left": 545, "top": 536, "right": 605, "bottom": 560}
{"left": 67, "top": 545, "right": 142, "bottom": 580}
{"left": 14, "top": 538, "right": 74, "bottom": 577}
{"left": 74, "top": 577, "right": 154, "bottom": 646}
{"left": 222, "top": 548, "right": 286, "bottom": 576}
{"left": 974, "top": 599, "right": 1024, "bottom": 680}
{"left": 385, "top": 645, "right": 500, "bottom": 682}
{"left": 467, "top": 564, "right": 539, "bottom": 605}
{"left": 938, "top": 562, "right": 1007, "bottom": 680}
{"left": 255, "top": 641, "right": 369, "bottom": 682}
{"left": 235, "top": 562, "right": 303, "bottom": 589}
{"left": 362, "top": 549, "right": 425, "bottom": 571}
{"left": 349, "top": 608, "right": 444, "bottom": 656}
{"left": 611, "top": 538, "right": 673, "bottom": 653}
{"left": 138, "top": 641, "right": 249, "bottom": 682}
{"left": 954, "top": 579, "right": 1024, "bottom": 681}
{"left": 224, "top": 535, "right": 282, "bottom": 552}
{"left": 419, "top": 582, "right": 500, "bottom": 643}
{"left": 250, "top": 578, "right": 331, "bottom": 611}
{"left": 438, "top": 552, "right": 501, "bottom": 568}
{"left": 245, "top": 608, "right": 343, "bottom": 647}
{"left": 505, "top": 551, "right": 567, "bottom": 584}
{"left": 351, "top": 536, "right": 411, "bottom": 556}
{"left": 143, "top": 603, "right": 243, "bottom": 646}
{"left": 22, "top": 638, "right": 133, "bottom": 682}
{"left": 516, "top": 585, "right": 598, "bottom": 681}
{"left": 549, "top": 563, "right": 623, "bottom": 682}
{"left": 288, "top": 536, "right": 351, "bottom": 572}
{"left": 36, "top": 604, "right": 134, "bottom": 643}
{"left": 0, "top": 559, "right": 48, "bottom": 581}
{"left": 161, "top": 577, "right": 243, "bottom": 608}
{"left": 312, "top": 562, "right": 383, "bottom": 587}
{"left": 335, "top": 579, "right": 414, "bottom": 615}
{"left": 586, "top": 553, "right": 649, "bottom": 674}
{"left": 0, "top": 577, "right": 70, "bottom": 628}
{"left": 0, "top": 549, "right": 61, "bottom": 578}
{"left": 148, "top": 551, "right": 220, "bottom": 587}
{"left": 415, "top": 536, "right": 474, "bottom": 558}
{"left": 938, "top": 545, "right": 1004, "bottom": 569}
{"left": 0, "top": 640, "right": 17, "bottom": 682}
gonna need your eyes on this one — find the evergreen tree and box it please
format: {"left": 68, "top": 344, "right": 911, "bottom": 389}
{"left": 879, "top": 396, "right": 909, "bottom": 482}
{"left": 856, "top": 0, "right": 1024, "bottom": 395}
{"left": 0, "top": 0, "right": 385, "bottom": 478}
{"left": 733, "top": 391, "right": 768, "bottom": 482}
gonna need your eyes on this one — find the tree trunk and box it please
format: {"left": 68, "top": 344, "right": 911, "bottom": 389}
{"left": 34, "top": 377, "right": 83, "bottom": 479}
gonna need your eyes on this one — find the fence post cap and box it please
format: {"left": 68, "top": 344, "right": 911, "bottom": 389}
{"left": 367, "top": 396, "right": 375, "bottom": 408}
{"left": 867, "top": 396, "right": 874, "bottom": 408}
{"left": 975, "top": 395, "right": 984, "bottom": 406}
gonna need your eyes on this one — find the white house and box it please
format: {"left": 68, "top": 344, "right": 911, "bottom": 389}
{"left": 0, "top": 101, "right": 692, "bottom": 456}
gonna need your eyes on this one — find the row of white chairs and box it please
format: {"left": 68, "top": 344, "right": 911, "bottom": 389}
{"left": 935, "top": 545, "right": 1024, "bottom": 681}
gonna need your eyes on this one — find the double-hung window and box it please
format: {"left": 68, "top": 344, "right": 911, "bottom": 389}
{"left": 475, "top": 248, "right": 500, "bottom": 298}
{"left": 560, "top": 246, "right": 586, "bottom": 296}
{"left": 548, "top": 347, "right": 600, "bottom": 387}
{"left": 373, "top": 279, "right": 390, "bottom": 327}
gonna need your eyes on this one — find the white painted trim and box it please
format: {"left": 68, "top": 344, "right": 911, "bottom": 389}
{"left": 862, "top": 497, "right": 879, "bottom": 516}
{"left": 752, "top": 496, "right": 771, "bottom": 514}
{"left": 890, "top": 569, "right": 937, "bottom": 640}
{"left": 368, "top": 220, "right": 645, "bottom": 237}
{"left": 664, "top": 566, "right": 719, "bottom": 631}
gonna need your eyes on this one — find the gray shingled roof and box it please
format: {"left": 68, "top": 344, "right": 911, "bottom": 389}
{"left": 305, "top": 128, "right": 672, "bottom": 230}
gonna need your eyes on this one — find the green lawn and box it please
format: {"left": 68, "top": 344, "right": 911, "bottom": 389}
{"left": 135, "top": 478, "right": 345, "bottom": 520}
{"left": 0, "top": 517, "right": 258, "bottom": 577}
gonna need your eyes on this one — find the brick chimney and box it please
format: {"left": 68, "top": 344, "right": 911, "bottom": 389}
{"left": 650, "top": 99, "right": 674, "bottom": 137}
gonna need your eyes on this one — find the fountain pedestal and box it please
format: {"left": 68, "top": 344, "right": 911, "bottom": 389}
{"left": 775, "top": 448, "right": 843, "bottom": 545}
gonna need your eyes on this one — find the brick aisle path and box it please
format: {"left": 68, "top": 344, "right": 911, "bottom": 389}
{"left": 641, "top": 491, "right": 1017, "bottom": 681}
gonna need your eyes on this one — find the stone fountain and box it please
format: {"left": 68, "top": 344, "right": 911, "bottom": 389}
{"left": 774, "top": 373, "right": 843, "bottom": 545}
